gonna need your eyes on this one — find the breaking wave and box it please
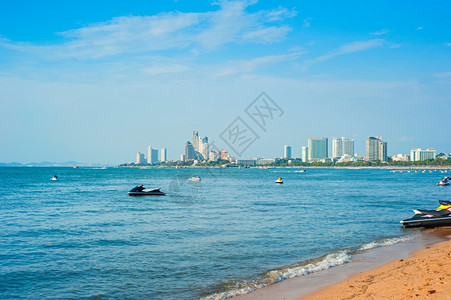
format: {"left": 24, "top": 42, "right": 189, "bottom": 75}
{"left": 202, "top": 233, "right": 420, "bottom": 300}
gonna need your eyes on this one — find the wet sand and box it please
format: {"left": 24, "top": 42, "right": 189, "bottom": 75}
{"left": 232, "top": 229, "right": 451, "bottom": 300}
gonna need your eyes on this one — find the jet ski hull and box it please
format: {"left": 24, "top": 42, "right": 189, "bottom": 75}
{"left": 129, "top": 191, "right": 165, "bottom": 196}
{"left": 400, "top": 215, "right": 451, "bottom": 228}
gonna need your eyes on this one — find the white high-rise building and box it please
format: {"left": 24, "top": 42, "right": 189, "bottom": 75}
{"left": 332, "top": 138, "right": 343, "bottom": 158}
{"left": 147, "top": 146, "right": 158, "bottom": 164}
{"left": 209, "top": 151, "right": 218, "bottom": 161}
{"left": 136, "top": 152, "right": 145, "bottom": 164}
{"left": 160, "top": 148, "right": 167, "bottom": 162}
{"left": 410, "top": 148, "right": 436, "bottom": 161}
{"left": 302, "top": 146, "right": 308, "bottom": 162}
{"left": 199, "top": 137, "right": 209, "bottom": 161}
{"left": 366, "top": 137, "right": 387, "bottom": 162}
{"left": 192, "top": 130, "right": 209, "bottom": 161}
{"left": 332, "top": 137, "right": 354, "bottom": 158}
{"left": 284, "top": 145, "right": 292, "bottom": 159}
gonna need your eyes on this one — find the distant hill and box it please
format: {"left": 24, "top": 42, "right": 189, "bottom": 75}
{"left": 0, "top": 162, "right": 24, "bottom": 167}
{"left": 0, "top": 161, "right": 81, "bottom": 167}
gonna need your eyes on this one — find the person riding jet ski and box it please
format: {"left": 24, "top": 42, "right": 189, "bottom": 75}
{"left": 128, "top": 184, "right": 165, "bottom": 196}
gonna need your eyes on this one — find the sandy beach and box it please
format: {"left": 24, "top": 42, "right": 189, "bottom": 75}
{"left": 302, "top": 238, "right": 451, "bottom": 300}
{"left": 233, "top": 229, "right": 451, "bottom": 300}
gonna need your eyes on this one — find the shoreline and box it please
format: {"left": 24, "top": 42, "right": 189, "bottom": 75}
{"left": 119, "top": 165, "right": 451, "bottom": 170}
{"left": 231, "top": 228, "right": 451, "bottom": 300}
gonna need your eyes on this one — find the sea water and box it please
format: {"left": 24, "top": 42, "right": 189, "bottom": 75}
{"left": 0, "top": 167, "right": 449, "bottom": 299}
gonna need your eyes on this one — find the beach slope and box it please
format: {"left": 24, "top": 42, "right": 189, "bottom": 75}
{"left": 301, "top": 239, "right": 451, "bottom": 300}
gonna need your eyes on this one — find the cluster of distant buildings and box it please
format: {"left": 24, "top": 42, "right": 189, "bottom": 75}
{"left": 293, "top": 136, "right": 436, "bottom": 163}
{"left": 136, "top": 147, "right": 167, "bottom": 164}
{"left": 134, "top": 131, "right": 440, "bottom": 166}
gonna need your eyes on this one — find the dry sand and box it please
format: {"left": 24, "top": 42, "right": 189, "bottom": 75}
{"left": 233, "top": 229, "right": 451, "bottom": 300}
{"left": 301, "top": 239, "right": 451, "bottom": 300}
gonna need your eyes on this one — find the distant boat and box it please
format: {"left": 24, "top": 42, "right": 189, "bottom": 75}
{"left": 73, "top": 165, "right": 79, "bottom": 169}
{"left": 275, "top": 177, "right": 283, "bottom": 184}
{"left": 188, "top": 176, "right": 201, "bottom": 182}
{"left": 50, "top": 175, "right": 58, "bottom": 181}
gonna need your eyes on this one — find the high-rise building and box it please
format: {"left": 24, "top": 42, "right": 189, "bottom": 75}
{"left": 192, "top": 130, "right": 208, "bottom": 161}
{"left": 410, "top": 148, "right": 436, "bottom": 161}
{"left": 180, "top": 154, "right": 185, "bottom": 162}
{"left": 136, "top": 152, "right": 145, "bottom": 164}
{"left": 284, "top": 145, "right": 292, "bottom": 159}
{"left": 160, "top": 148, "right": 167, "bottom": 162}
{"left": 192, "top": 131, "right": 200, "bottom": 152}
{"left": 366, "top": 137, "right": 380, "bottom": 162}
{"left": 219, "top": 150, "right": 230, "bottom": 160}
{"left": 185, "top": 141, "right": 196, "bottom": 161}
{"left": 302, "top": 146, "right": 308, "bottom": 162}
{"left": 332, "top": 137, "right": 355, "bottom": 158}
{"left": 332, "top": 138, "right": 343, "bottom": 158}
{"left": 308, "top": 137, "right": 328, "bottom": 161}
{"left": 378, "top": 141, "right": 387, "bottom": 162}
{"left": 366, "top": 137, "right": 387, "bottom": 162}
{"left": 343, "top": 138, "right": 354, "bottom": 157}
{"left": 147, "top": 146, "right": 158, "bottom": 164}
{"left": 209, "top": 151, "right": 218, "bottom": 161}
{"left": 199, "top": 137, "right": 209, "bottom": 160}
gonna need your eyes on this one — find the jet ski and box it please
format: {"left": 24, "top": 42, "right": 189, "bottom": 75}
{"left": 128, "top": 185, "right": 165, "bottom": 196}
{"left": 436, "top": 176, "right": 450, "bottom": 186}
{"left": 275, "top": 177, "right": 283, "bottom": 184}
{"left": 50, "top": 175, "right": 58, "bottom": 181}
{"left": 400, "top": 200, "right": 451, "bottom": 228}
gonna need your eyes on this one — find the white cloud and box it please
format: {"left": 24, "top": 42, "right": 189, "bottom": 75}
{"left": 416, "top": 26, "right": 423, "bottom": 30}
{"left": 311, "top": 39, "right": 384, "bottom": 64}
{"left": 215, "top": 51, "right": 306, "bottom": 76}
{"left": 142, "top": 64, "right": 190, "bottom": 75}
{"left": 0, "top": 1, "right": 296, "bottom": 59}
{"left": 302, "top": 18, "right": 312, "bottom": 28}
{"left": 370, "top": 29, "right": 390, "bottom": 36}
{"left": 434, "top": 71, "right": 451, "bottom": 78}
{"left": 398, "top": 136, "right": 417, "bottom": 142}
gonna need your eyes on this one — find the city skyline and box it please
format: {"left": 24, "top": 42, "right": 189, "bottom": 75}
{"left": 131, "top": 131, "right": 444, "bottom": 164}
{"left": 1, "top": 1, "right": 450, "bottom": 164}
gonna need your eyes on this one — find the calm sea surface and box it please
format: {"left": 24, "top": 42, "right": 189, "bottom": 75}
{"left": 0, "top": 167, "right": 450, "bottom": 299}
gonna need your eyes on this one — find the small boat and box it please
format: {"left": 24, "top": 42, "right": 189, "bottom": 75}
{"left": 128, "top": 185, "right": 165, "bottom": 196}
{"left": 188, "top": 176, "right": 201, "bottom": 182}
{"left": 400, "top": 200, "right": 451, "bottom": 228}
{"left": 275, "top": 177, "right": 283, "bottom": 184}
{"left": 50, "top": 175, "right": 58, "bottom": 181}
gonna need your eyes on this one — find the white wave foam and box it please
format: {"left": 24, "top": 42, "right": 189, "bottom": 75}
{"left": 202, "top": 251, "right": 351, "bottom": 300}
{"left": 203, "top": 234, "right": 420, "bottom": 300}
{"left": 358, "top": 233, "right": 420, "bottom": 251}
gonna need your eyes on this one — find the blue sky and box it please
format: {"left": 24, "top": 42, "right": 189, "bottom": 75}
{"left": 1, "top": 0, "right": 450, "bottom": 163}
